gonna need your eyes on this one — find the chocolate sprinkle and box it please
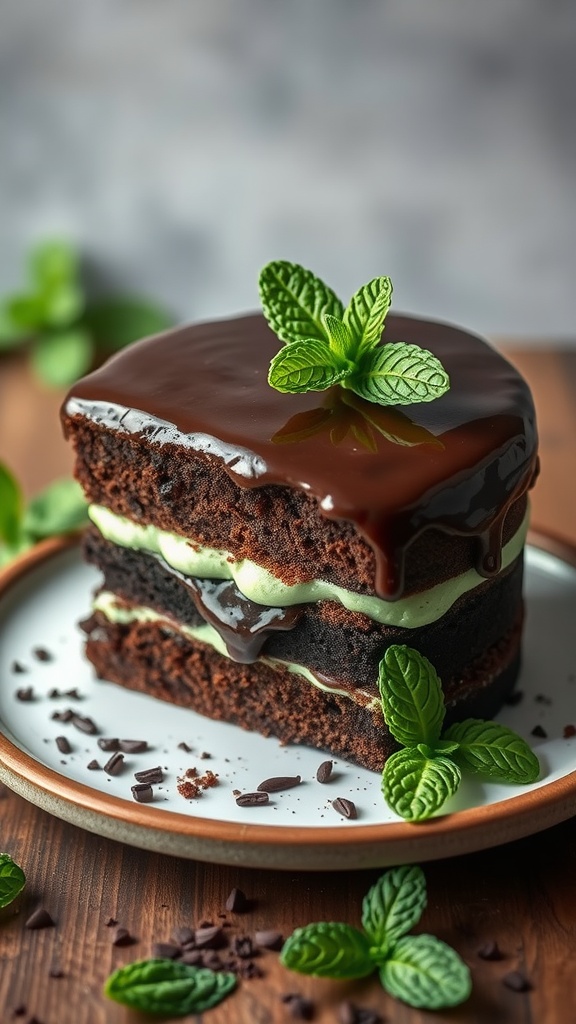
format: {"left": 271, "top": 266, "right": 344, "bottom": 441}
{"left": 72, "top": 713, "right": 98, "bottom": 735}
{"left": 103, "top": 751, "right": 125, "bottom": 776}
{"left": 281, "top": 992, "right": 315, "bottom": 1020}
{"left": 316, "top": 760, "right": 333, "bottom": 783}
{"left": 98, "top": 738, "right": 120, "bottom": 751}
{"left": 257, "top": 775, "right": 301, "bottom": 793}
{"left": 225, "top": 887, "right": 249, "bottom": 913}
{"left": 477, "top": 940, "right": 504, "bottom": 961}
{"left": 131, "top": 783, "right": 153, "bottom": 803}
{"left": 15, "top": 687, "right": 34, "bottom": 702}
{"left": 332, "top": 797, "right": 357, "bottom": 819}
{"left": 55, "top": 736, "right": 71, "bottom": 754}
{"left": 134, "top": 765, "right": 163, "bottom": 784}
{"left": 236, "top": 791, "right": 269, "bottom": 807}
{"left": 503, "top": 970, "right": 532, "bottom": 992}
{"left": 25, "top": 908, "right": 55, "bottom": 930}
{"left": 255, "top": 929, "right": 283, "bottom": 951}
{"left": 87, "top": 759, "right": 101, "bottom": 770}
{"left": 531, "top": 725, "right": 547, "bottom": 738}
{"left": 119, "top": 739, "right": 148, "bottom": 753}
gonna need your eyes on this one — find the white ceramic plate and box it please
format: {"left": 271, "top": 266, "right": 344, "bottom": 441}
{"left": 0, "top": 533, "right": 575, "bottom": 869}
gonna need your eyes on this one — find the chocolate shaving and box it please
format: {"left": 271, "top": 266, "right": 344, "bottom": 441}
{"left": 72, "top": 713, "right": 98, "bottom": 735}
{"left": 134, "top": 766, "right": 163, "bottom": 784}
{"left": 177, "top": 741, "right": 192, "bottom": 752}
{"left": 112, "top": 926, "right": 135, "bottom": 947}
{"left": 119, "top": 739, "right": 148, "bottom": 753}
{"left": 316, "top": 760, "right": 333, "bottom": 783}
{"left": 87, "top": 759, "right": 101, "bottom": 770}
{"left": 225, "top": 887, "right": 248, "bottom": 913}
{"left": 503, "top": 970, "right": 532, "bottom": 992}
{"left": 194, "top": 925, "right": 225, "bottom": 949}
{"left": 172, "top": 926, "right": 195, "bottom": 946}
{"left": 55, "top": 736, "right": 71, "bottom": 754}
{"left": 255, "top": 929, "right": 283, "bottom": 950}
{"left": 25, "top": 908, "right": 55, "bottom": 930}
{"left": 332, "top": 797, "right": 357, "bottom": 819}
{"left": 15, "top": 687, "right": 34, "bottom": 702}
{"left": 281, "top": 992, "right": 315, "bottom": 1020}
{"left": 152, "top": 942, "right": 180, "bottom": 959}
{"left": 257, "top": 775, "right": 301, "bottom": 793}
{"left": 477, "top": 939, "right": 504, "bottom": 961}
{"left": 103, "top": 751, "right": 125, "bottom": 776}
{"left": 98, "top": 738, "right": 120, "bottom": 752}
{"left": 131, "top": 783, "right": 153, "bottom": 803}
{"left": 181, "top": 950, "right": 203, "bottom": 965}
{"left": 52, "top": 708, "right": 73, "bottom": 722}
{"left": 236, "top": 791, "right": 269, "bottom": 807}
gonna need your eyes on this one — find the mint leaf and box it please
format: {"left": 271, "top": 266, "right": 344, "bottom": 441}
{"left": 42, "top": 283, "right": 84, "bottom": 328}
{"left": 29, "top": 241, "right": 78, "bottom": 288}
{"left": 347, "top": 342, "right": 450, "bottom": 406}
{"left": 280, "top": 922, "right": 374, "bottom": 979}
{"left": 85, "top": 298, "right": 175, "bottom": 353}
{"left": 444, "top": 719, "right": 540, "bottom": 784}
{"left": 380, "top": 934, "right": 471, "bottom": 1009}
{"left": 7, "top": 294, "right": 44, "bottom": 332}
{"left": 104, "top": 960, "right": 236, "bottom": 1015}
{"left": 0, "top": 853, "right": 26, "bottom": 908}
{"left": 0, "top": 304, "right": 27, "bottom": 350}
{"left": 31, "top": 329, "right": 93, "bottom": 388}
{"left": 23, "top": 478, "right": 88, "bottom": 542}
{"left": 268, "top": 338, "right": 350, "bottom": 393}
{"left": 343, "top": 277, "right": 393, "bottom": 358}
{"left": 378, "top": 645, "right": 445, "bottom": 747}
{"left": 322, "top": 313, "right": 354, "bottom": 361}
{"left": 383, "top": 749, "right": 461, "bottom": 822}
{"left": 0, "top": 463, "right": 24, "bottom": 548}
{"left": 362, "top": 865, "right": 427, "bottom": 952}
{"left": 259, "top": 261, "right": 344, "bottom": 346}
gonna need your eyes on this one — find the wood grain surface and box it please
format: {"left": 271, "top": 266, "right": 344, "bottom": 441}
{"left": 0, "top": 346, "right": 575, "bottom": 1024}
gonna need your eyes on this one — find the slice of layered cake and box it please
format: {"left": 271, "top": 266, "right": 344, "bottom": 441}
{"left": 61, "top": 265, "right": 538, "bottom": 771}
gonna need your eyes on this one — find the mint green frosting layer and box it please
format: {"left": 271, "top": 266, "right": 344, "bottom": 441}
{"left": 89, "top": 504, "right": 528, "bottom": 629}
{"left": 93, "top": 591, "right": 380, "bottom": 710}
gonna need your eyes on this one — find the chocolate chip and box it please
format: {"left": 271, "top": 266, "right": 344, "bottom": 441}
{"left": 87, "top": 759, "right": 101, "bottom": 770}
{"left": 25, "top": 908, "right": 55, "bottom": 930}
{"left": 232, "top": 936, "right": 254, "bottom": 959}
{"left": 172, "top": 926, "right": 195, "bottom": 946}
{"left": 134, "top": 766, "right": 163, "bottom": 784}
{"left": 15, "top": 687, "right": 34, "bottom": 702}
{"left": 194, "top": 926, "right": 225, "bottom": 949}
{"left": 225, "top": 887, "right": 248, "bottom": 913}
{"left": 281, "top": 992, "right": 315, "bottom": 1020}
{"left": 112, "top": 926, "right": 135, "bottom": 947}
{"left": 332, "top": 797, "right": 357, "bottom": 819}
{"left": 52, "top": 708, "right": 73, "bottom": 722}
{"left": 255, "top": 929, "right": 283, "bottom": 950}
{"left": 55, "top": 736, "right": 71, "bottom": 754}
{"left": 177, "top": 742, "right": 192, "bottom": 752}
{"left": 316, "top": 760, "right": 333, "bottom": 783}
{"left": 98, "top": 738, "right": 120, "bottom": 752}
{"left": 48, "top": 966, "right": 64, "bottom": 978}
{"left": 338, "top": 1002, "right": 383, "bottom": 1024}
{"left": 200, "top": 751, "right": 211, "bottom": 759}
{"left": 477, "top": 940, "right": 504, "bottom": 961}
{"left": 72, "top": 713, "right": 98, "bottom": 735}
{"left": 257, "top": 775, "right": 301, "bottom": 793}
{"left": 236, "top": 791, "right": 269, "bottom": 807}
{"left": 11, "top": 661, "right": 26, "bottom": 674}
{"left": 103, "top": 752, "right": 125, "bottom": 776}
{"left": 563, "top": 724, "right": 576, "bottom": 738}
{"left": 119, "top": 739, "right": 148, "bottom": 753}
{"left": 503, "top": 970, "right": 532, "bottom": 992}
{"left": 152, "top": 942, "right": 180, "bottom": 959}
{"left": 531, "top": 725, "right": 547, "bottom": 738}
{"left": 131, "top": 783, "right": 153, "bottom": 803}
{"left": 33, "top": 647, "right": 52, "bottom": 662}
{"left": 504, "top": 690, "right": 524, "bottom": 707}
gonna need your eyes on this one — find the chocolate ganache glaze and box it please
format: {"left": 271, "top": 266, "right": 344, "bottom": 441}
{"left": 64, "top": 313, "right": 538, "bottom": 599}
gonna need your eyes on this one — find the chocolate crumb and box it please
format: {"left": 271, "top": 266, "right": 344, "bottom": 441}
{"left": 98, "top": 738, "right": 120, "bottom": 752}
{"left": 477, "top": 940, "right": 504, "bottom": 961}
{"left": 236, "top": 791, "right": 269, "bottom": 807}
{"left": 48, "top": 688, "right": 60, "bottom": 698}
{"left": 87, "top": 759, "right": 101, "bottom": 770}
{"left": 503, "top": 970, "right": 532, "bottom": 992}
{"left": 52, "top": 708, "right": 73, "bottom": 722}
{"left": 338, "top": 1002, "right": 383, "bottom": 1024}
{"left": 232, "top": 789, "right": 241, "bottom": 797}
{"left": 112, "top": 926, "right": 135, "bottom": 947}
{"left": 177, "top": 741, "right": 192, "bottom": 752}
{"left": 232, "top": 935, "right": 254, "bottom": 959}
{"left": 55, "top": 736, "right": 72, "bottom": 754}
{"left": 134, "top": 766, "right": 163, "bottom": 784}
{"left": 535, "top": 693, "right": 552, "bottom": 706}
{"left": 255, "top": 929, "right": 283, "bottom": 950}
{"left": 332, "top": 797, "right": 357, "bottom": 819}
{"left": 119, "top": 739, "right": 148, "bottom": 753}
{"left": 103, "top": 751, "right": 125, "bottom": 776}
{"left": 11, "top": 661, "right": 26, "bottom": 674}
{"left": 531, "top": 725, "right": 547, "bottom": 738}
{"left": 131, "top": 783, "right": 153, "bottom": 803}
{"left": 504, "top": 690, "right": 524, "bottom": 707}
{"left": 181, "top": 950, "right": 203, "bottom": 965}
{"left": 152, "top": 942, "right": 180, "bottom": 959}
{"left": 195, "top": 925, "right": 225, "bottom": 949}
{"left": 15, "top": 687, "right": 34, "bottom": 702}
{"left": 12, "top": 1004, "right": 26, "bottom": 1016}
{"left": 172, "top": 926, "right": 195, "bottom": 946}
{"left": 48, "top": 967, "right": 64, "bottom": 979}
{"left": 25, "top": 908, "right": 55, "bottom": 930}
{"left": 33, "top": 647, "right": 52, "bottom": 662}
{"left": 72, "top": 713, "right": 98, "bottom": 735}
{"left": 316, "top": 760, "right": 333, "bottom": 783}
{"left": 563, "top": 724, "right": 576, "bottom": 738}
{"left": 203, "top": 952, "right": 223, "bottom": 970}
{"left": 105, "top": 917, "right": 118, "bottom": 927}
{"left": 281, "top": 992, "right": 315, "bottom": 1020}
{"left": 257, "top": 775, "right": 301, "bottom": 793}
{"left": 200, "top": 751, "right": 211, "bottom": 759}
{"left": 64, "top": 687, "right": 81, "bottom": 699}
{"left": 225, "top": 887, "right": 249, "bottom": 913}
{"left": 199, "top": 769, "right": 219, "bottom": 789}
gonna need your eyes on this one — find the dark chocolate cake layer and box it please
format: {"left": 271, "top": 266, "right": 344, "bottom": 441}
{"left": 84, "top": 527, "right": 524, "bottom": 692}
{"left": 63, "top": 313, "right": 538, "bottom": 600}
{"left": 83, "top": 611, "right": 523, "bottom": 772}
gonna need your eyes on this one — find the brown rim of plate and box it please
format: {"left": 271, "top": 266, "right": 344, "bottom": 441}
{"left": 0, "top": 528, "right": 575, "bottom": 868}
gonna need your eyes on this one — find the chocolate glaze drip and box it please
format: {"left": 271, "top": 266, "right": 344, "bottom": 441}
{"left": 64, "top": 313, "right": 538, "bottom": 599}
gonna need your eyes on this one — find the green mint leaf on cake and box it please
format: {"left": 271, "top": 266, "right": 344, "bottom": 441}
{"left": 0, "top": 853, "right": 26, "bottom": 908}
{"left": 281, "top": 922, "right": 374, "bottom": 979}
{"left": 377, "top": 645, "right": 541, "bottom": 822}
{"left": 379, "top": 934, "right": 472, "bottom": 1009}
{"left": 361, "top": 865, "right": 427, "bottom": 952}
{"left": 260, "top": 261, "right": 450, "bottom": 407}
{"left": 104, "top": 959, "right": 236, "bottom": 1015}
{"left": 281, "top": 865, "right": 471, "bottom": 1011}
{"left": 378, "top": 646, "right": 445, "bottom": 748}
{"left": 383, "top": 749, "right": 461, "bottom": 823}
{"left": 443, "top": 720, "right": 540, "bottom": 784}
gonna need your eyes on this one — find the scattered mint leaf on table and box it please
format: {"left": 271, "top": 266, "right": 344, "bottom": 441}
{"left": 281, "top": 864, "right": 471, "bottom": 1011}
{"left": 259, "top": 260, "right": 450, "bottom": 407}
{"left": 0, "top": 853, "right": 26, "bottom": 908}
{"left": 378, "top": 645, "right": 541, "bottom": 822}
{"left": 104, "top": 959, "right": 236, "bottom": 1015}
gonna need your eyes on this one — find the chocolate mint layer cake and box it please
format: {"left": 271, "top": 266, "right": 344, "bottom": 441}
{"left": 61, "top": 312, "right": 537, "bottom": 771}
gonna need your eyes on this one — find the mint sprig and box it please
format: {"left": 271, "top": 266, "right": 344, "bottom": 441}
{"left": 0, "top": 461, "right": 88, "bottom": 569}
{"left": 259, "top": 261, "right": 450, "bottom": 407}
{"left": 281, "top": 865, "right": 471, "bottom": 1011}
{"left": 0, "top": 853, "right": 26, "bottom": 908}
{"left": 104, "top": 959, "right": 236, "bottom": 1016}
{"left": 379, "top": 646, "right": 540, "bottom": 822}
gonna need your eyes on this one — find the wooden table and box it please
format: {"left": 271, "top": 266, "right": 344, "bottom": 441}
{"left": 0, "top": 347, "right": 575, "bottom": 1024}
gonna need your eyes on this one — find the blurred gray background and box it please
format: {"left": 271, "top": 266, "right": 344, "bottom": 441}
{"left": 1, "top": 0, "right": 575, "bottom": 338}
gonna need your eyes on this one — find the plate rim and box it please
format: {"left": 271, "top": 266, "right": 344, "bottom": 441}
{"left": 1, "top": 528, "right": 575, "bottom": 869}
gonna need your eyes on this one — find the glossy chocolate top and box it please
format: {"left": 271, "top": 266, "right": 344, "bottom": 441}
{"left": 65, "top": 313, "right": 538, "bottom": 598}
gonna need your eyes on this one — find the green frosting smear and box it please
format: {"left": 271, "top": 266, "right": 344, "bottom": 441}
{"left": 89, "top": 505, "right": 528, "bottom": 629}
